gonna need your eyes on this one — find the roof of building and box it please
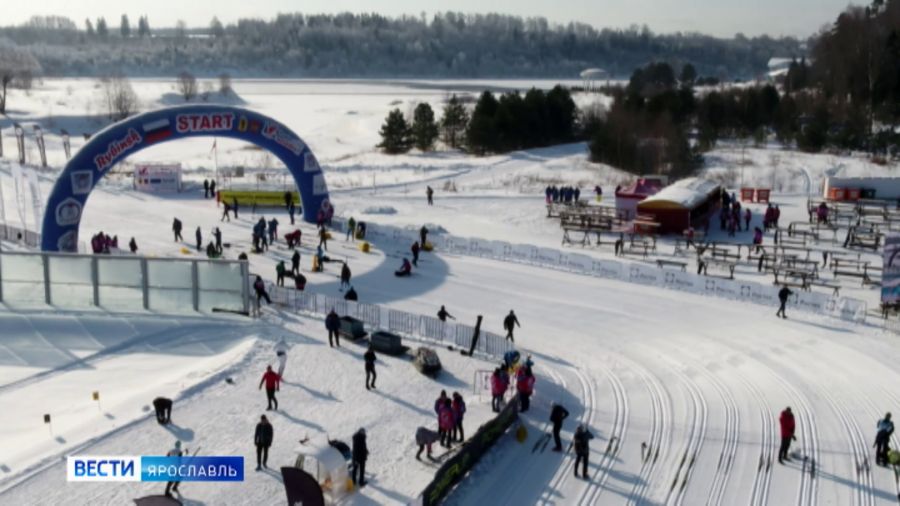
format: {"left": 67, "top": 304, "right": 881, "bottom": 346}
{"left": 638, "top": 177, "right": 721, "bottom": 210}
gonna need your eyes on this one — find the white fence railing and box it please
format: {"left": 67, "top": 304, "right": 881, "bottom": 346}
{"left": 263, "top": 282, "right": 514, "bottom": 359}
{"left": 0, "top": 250, "right": 250, "bottom": 314}
{"left": 331, "top": 218, "right": 869, "bottom": 324}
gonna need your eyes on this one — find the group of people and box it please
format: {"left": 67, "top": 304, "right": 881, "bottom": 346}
{"left": 545, "top": 185, "right": 580, "bottom": 204}
{"left": 431, "top": 390, "right": 467, "bottom": 452}
{"left": 89, "top": 231, "right": 122, "bottom": 254}
{"left": 778, "top": 408, "right": 895, "bottom": 467}
{"left": 252, "top": 217, "right": 280, "bottom": 253}
{"left": 344, "top": 216, "right": 368, "bottom": 242}
{"left": 719, "top": 191, "right": 751, "bottom": 237}
{"left": 202, "top": 179, "right": 217, "bottom": 199}
{"left": 763, "top": 202, "right": 782, "bottom": 230}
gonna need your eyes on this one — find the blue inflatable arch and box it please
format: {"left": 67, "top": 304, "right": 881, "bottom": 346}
{"left": 41, "top": 105, "right": 330, "bottom": 252}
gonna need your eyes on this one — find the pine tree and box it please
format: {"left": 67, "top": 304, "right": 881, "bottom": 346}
{"left": 466, "top": 91, "right": 499, "bottom": 154}
{"left": 680, "top": 63, "right": 697, "bottom": 86}
{"left": 85, "top": 18, "right": 94, "bottom": 36}
{"left": 96, "top": 17, "right": 108, "bottom": 39}
{"left": 210, "top": 17, "right": 225, "bottom": 38}
{"left": 440, "top": 95, "right": 469, "bottom": 149}
{"left": 377, "top": 109, "right": 412, "bottom": 154}
{"left": 412, "top": 103, "right": 439, "bottom": 151}
{"left": 138, "top": 16, "right": 151, "bottom": 38}
{"left": 120, "top": 15, "right": 131, "bottom": 38}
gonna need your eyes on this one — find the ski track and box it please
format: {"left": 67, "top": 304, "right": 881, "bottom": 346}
{"left": 739, "top": 370, "right": 775, "bottom": 506}
{"left": 877, "top": 388, "right": 900, "bottom": 504}
{"left": 659, "top": 358, "right": 708, "bottom": 506}
{"left": 576, "top": 361, "right": 629, "bottom": 506}
{"left": 770, "top": 372, "right": 819, "bottom": 506}
{"left": 625, "top": 356, "right": 673, "bottom": 506}
{"left": 817, "top": 380, "right": 875, "bottom": 506}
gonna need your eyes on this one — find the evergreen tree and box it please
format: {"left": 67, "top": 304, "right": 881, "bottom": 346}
{"left": 440, "top": 95, "right": 468, "bottom": 149}
{"left": 84, "top": 18, "right": 94, "bottom": 37}
{"left": 96, "top": 17, "right": 108, "bottom": 39}
{"left": 680, "top": 63, "right": 697, "bottom": 86}
{"left": 120, "top": 15, "right": 131, "bottom": 38}
{"left": 412, "top": 103, "right": 439, "bottom": 151}
{"left": 466, "top": 91, "right": 499, "bottom": 154}
{"left": 210, "top": 17, "right": 225, "bottom": 38}
{"left": 138, "top": 16, "right": 150, "bottom": 37}
{"left": 377, "top": 109, "right": 412, "bottom": 154}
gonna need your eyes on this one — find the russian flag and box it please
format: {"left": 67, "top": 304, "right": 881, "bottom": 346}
{"left": 142, "top": 119, "right": 172, "bottom": 144}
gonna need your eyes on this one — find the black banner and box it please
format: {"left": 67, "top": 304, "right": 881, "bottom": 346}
{"left": 280, "top": 466, "right": 325, "bottom": 506}
{"left": 418, "top": 399, "right": 519, "bottom": 506}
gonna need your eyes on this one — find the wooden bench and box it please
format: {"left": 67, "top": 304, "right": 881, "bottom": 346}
{"left": 621, "top": 242, "right": 651, "bottom": 258}
{"left": 656, "top": 259, "right": 688, "bottom": 272}
{"left": 834, "top": 269, "right": 872, "bottom": 285}
{"left": 711, "top": 249, "right": 741, "bottom": 262}
{"left": 808, "top": 280, "right": 841, "bottom": 297}
{"left": 562, "top": 227, "right": 592, "bottom": 247}
{"left": 700, "top": 259, "right": 736, "bottom": 280}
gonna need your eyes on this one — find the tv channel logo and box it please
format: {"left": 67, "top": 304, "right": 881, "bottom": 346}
{"left": 68, "top": 456, "right": 243, "bottom": 482}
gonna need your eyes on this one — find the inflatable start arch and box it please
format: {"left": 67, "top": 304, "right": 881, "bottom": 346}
{"left": 41, "top": 105, "right": 330, "bottom": 252}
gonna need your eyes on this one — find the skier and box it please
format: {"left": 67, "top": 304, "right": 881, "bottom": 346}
{"left": 490, "top": 368, "right": 507, "bottom": 412}
{"left": 258, "top": 365, "right": 281, "bottom": 411}
{"left": 209, "top": 180, "right": 216, "bottom": 198}
{"left": 153, "top": 397, "right": 173, "bottom": 425}
{"left": 221, "top": 201, "right": 231, "bottom": 222}
{"left": 268, "top": 218, "right": 279, "bottom": 244}
{"left": 232, "top": 197, "right": 239, "bottom": 219}
{"left": 325, "top": 309, "right": 341, "bottom": 348}
{"left": 314, "top": 245, "right": 326, "bottom": 272}
{"left": 517, "top": 366, "right": 536, "bottom": 412}
{"left": 364, "top": 344, "right": 377, "bottom": 390}
{"left": 503, "top": 310, "right": 521, "bottom": 342}
{"left": 276, "top": 261, "right": 287, "bottom": 287}
{"left": 351, "top": 428, "right": 368, "bottom": 487}
{"left": 573, "top": 425, "right": 594, "bottom": 479}
{"left": 203, "top": 179, "right": 209, "bottom": 199}
{"left": 254, "top": 276, "right": 271, "bottom": 307}
{"left": 129, "top": 237, "right": 138, "bottom": 254}
{"left": 213, "top": 227, "right": 222, "bottom": 254}
{"left": 286, "top": 252, "right": 299, "bottom": 279}
{"left": 318, "top": 226, "right": 328, "bottom": 251}
{"left": 195, "top": 226, "right": 202, "bottom": 251}
{"left": 254, "top": 415, "right": 273, "bottom": 471}
{"left": 288, "top": 201, "right": 296, "bottom": 225}
{"left": 284, "top": 191, "right": 292, "bottom": 210}
{"left": 875, "top": 413, "right": 894, "bottom": 466}
{"left": 341, "top": 262, "right": 352, "bottom": 290}
{"left": 274, "top": 338, "right": 288, "bottom": 378}
{"left": 415, "top": 426, "right": 441, "bottom": 460}
{"left": 438, "top": 398, "right": 455, "bottom": 448}
{"left": 426, "top": 186, "right": 434, "bottom": 205}
{"left": 778, "top": 407, "right": 796, "bottom": 463}
{"left": 347, "top": 216, "right": 356, "bottom": 241}
{"left": 344, "top": 286, "right": 358, "bottom": 301}
{"left": 753, "top": 227, "right": 764, "bottom": 252}
{"left": 395, "top": 258, "right": 412, "bottom": 277}
{"left": 437, "top": 305, "right": 455, "bottom": 322}
{"left": 550, "top": 403, "right": 570, "bottom": 452}
{"left": 574, "top": 187, "right": 581, "bottom": 202}
{"left": 172, "top": 218, "right": 183, "bottom": 242}
{"left": 594, "top": 185, "right": 602, "bottom": 202}
{"left": 163, "top": 441, "right": 185, "bottom": 497}
{"left": 744, "top": 207, "right": 752, "bottom": 231}
{"left": 419, "top": 226, "right": 429, "bottom": 249}
{"left": 777, "top": 285, "right": 793, "bottom": 319}
{"left": 774, "top": 205, "right": 781, "bottom": 228}
{"left": 452, "top": 392, "right": 467, "bottom": 441}
{"left": 411, "top": 241, "right": 420, "bottom": 267}
{"left": 614, "top": 233, "right": 624, "bottom": 257}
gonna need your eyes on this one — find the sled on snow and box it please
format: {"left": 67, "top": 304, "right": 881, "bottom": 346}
{"left": 413, "top": 346, "right": 442, "bottom": 377}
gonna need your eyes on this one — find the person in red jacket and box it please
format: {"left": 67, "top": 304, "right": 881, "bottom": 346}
{"left": 258, "top": 365, "right": 281, "bottom": 411}
{"left": 517, "top": 366, "right": 536, "bottom": 413}
{"left": 778, "top": 406, "right": 796, "bottom": 463}
{"left": 438, "top": 398, "right": 455, "bottom": 448}
{"left": 490, "top": 368, "right": 507, "bottom": 413}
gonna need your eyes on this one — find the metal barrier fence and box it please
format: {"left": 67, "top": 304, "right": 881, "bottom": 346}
{"left": 263, "top": 282, "right": 514, "bottom": 360}
{"left": 0, "top": 250, "right": 250, "bottom": 314}
{"left": 331, "top": 218, "right": 869, "bottom": 325}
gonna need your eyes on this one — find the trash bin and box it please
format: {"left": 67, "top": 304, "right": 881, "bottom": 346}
{"left": 338, "top": 316, "right": 367, "bottom": 340}
{"left": 370, "top": 330, "right": 408, "bottom": 355}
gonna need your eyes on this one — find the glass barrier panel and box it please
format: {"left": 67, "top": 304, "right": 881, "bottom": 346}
{"left": 148, "top": 288, "right": 194, "bottom": 313}
{"left": 147, "top": 260, "right": 192, "bottom": 289}
{"left": 98, "top": 257, "right": 143, "bottom": 288}
{"left": 48, "top": 255, "right": 92, "bottom": 285}
{"left": 1, "top": 253, "right": 45, "bottom": 282}
{"left": 98, "top": 286, "right": 144, "bottom": 311}
{"left": 197, "top": 261, "right": 243, "bottom": 291}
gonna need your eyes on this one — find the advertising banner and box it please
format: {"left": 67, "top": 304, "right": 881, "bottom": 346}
{"left": 133, "top": 164, "right": 182, "bottom": 194}
{"left": 882, "top": 233, "right": 900, "bottom": 305}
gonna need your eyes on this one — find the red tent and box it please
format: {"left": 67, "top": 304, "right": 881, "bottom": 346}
{"left": 615, "top": 178, "right": 664, "bottom": 220}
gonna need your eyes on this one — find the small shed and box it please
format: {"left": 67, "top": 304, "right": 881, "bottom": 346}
{"left": 637, "top": 178, "right": 721, "bottom": 234}
{"left": 615, "top": 177, "right": 665, "bottom": 220}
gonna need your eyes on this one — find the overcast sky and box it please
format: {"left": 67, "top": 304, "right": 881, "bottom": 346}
{"left": 4, "top": 0, "right": 858, "bottom": 38}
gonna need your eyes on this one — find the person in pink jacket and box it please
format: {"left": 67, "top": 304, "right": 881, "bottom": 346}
{"left": 438, "top": 398, "right": 455, "bottom": 448}
{"left": 517, "top": 366, "right": 536, "bottom": 413}
{"left": 490, "top": 368, "right": 507, "bottom": 413}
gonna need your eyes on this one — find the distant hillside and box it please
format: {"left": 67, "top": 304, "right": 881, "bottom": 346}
{"left": 0, "top": 12, "right": 804, "bottom": 79}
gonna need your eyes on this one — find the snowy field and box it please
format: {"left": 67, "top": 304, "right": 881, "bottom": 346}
{"left": 1, "top": 78, "right": 900, "bottom": 505}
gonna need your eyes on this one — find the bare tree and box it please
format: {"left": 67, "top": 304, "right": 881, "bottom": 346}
{"left": 0, "top": 43, "right": 41, "bottom": 114}
{"left": 177, "top": 71, "right": 198, "bottom": 101}
{"left": 100, "top": 74, "right": 138, "bottom": 120}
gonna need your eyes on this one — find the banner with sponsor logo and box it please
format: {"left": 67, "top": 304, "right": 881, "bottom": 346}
{"left": 882, "top": 234, "right": 900, "bottom": 305}
{"left": 42, "top": 105, "right": 331, "bottom": 252}
{"left": 133, "top": 164, "right": 182, "bottom": 193}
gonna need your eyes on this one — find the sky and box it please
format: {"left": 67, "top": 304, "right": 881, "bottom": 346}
{"left": 3, "top": 0, "right": 859, "bottom": 38}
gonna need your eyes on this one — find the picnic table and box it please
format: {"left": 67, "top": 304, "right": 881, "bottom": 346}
{"left": 656, "top": 259, "right": 688, "bottom": 272}
{"left": 699, "top": 258, "right": 736, "bottom": 280}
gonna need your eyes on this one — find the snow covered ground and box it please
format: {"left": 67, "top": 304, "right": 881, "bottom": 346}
{"left": 1, "top": 78, "right": 900, "bottom": 505}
